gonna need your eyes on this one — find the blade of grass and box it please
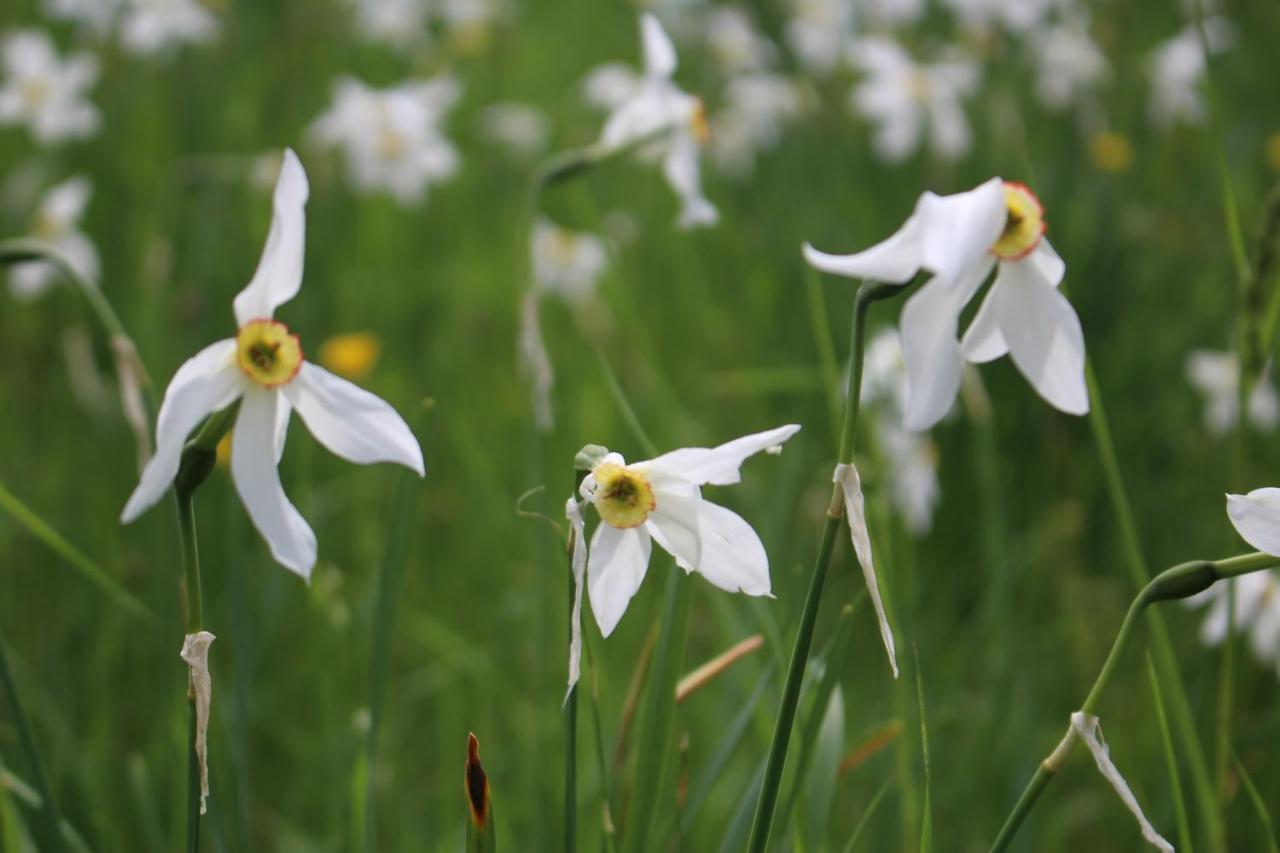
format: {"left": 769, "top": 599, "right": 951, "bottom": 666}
{"left": 0, "top": 629, "right": 65, "bottom": 853}
{"left": 914, "top": 649, "right": 931, "bottom": 853}
{"left": 0, "top": 478, "right": 153, "bottom": 622}
{"left": 0, "top": 761, "right": 91, "bottom": 853}
{"left": 1231, "top": 749, "right": 1278, "bottom": 853}
{"left": 718, "top": 759, "right": 767, "bottom": 853}
{"left": 581, "top": 630, "right": 618, "bottom": 853}
{"left": 1147, "top": 654, "right": 1193, "bottom": 853}
{"left": 802, "top": 685, "right": 844, "bottom": 849}
{"left": 839, "top": 779, "right": 893, "bottom": 853}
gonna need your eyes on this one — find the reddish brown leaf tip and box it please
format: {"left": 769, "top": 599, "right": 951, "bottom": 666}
{"left": 465, "top": 732, "right": 490, "bottom": 828}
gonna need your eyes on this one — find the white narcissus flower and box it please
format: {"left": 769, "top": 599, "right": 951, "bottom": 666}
{"left": 1028, "top": 23, "right": 1108, "bottom": 112}
{"left": 343, "top": 0, "right": 429, "bottom": 50}
{"left": 43, "top": 0, "right": 119, "bottom": 36}
{"left": 805, "top": 178, "right": 1088, "bottom": 429}
{"left": 119, "top": 0, "right": 219, "bottom": 58}
{"left": 0, "top": 30, "right": 100, "bottom": 145}
{"left": 478, "top": 102, "right": 550, "bottom": 159}
{"left": 530, "top": 218, "right": 609, "bottom": 303}
{"left": 1149, "top": 19, "right": 1233, "bottom": 128}
{"left": 941, "top": 0, "right": 1054, "bottom": 35}
{"left": 581, "top": 63, "right": 642, "bottom": 112}
{"left": 705, "top": 7, "right": 776, "bottom": 76}
{"left": 120, "top": 150, "right": 424, "bottom": 579}
{"left": 847, "top": 37, "right": 980, "bottom": 164}
{"left": 709, "top": 72, "right": 806, "bottom": 177}
{"left": 1186, "top": 350, "right": 1280, "bottom": 436}
{"left": 10, "top": 175, "right": 99, "bottom": 300}
{"left": 307, "top": 75, "right": 461, "bottom": 206}
{"left": 576, "top": 425, "right": 800, "bottom": 642}
{"left": 1186, "top": 569, "right": 1280, "bottom": 674}
{"left": 598, "top": 14, "right": 718, "bottom": 230}
{"left": 784, "top": 0, "right": 853, "bottom": 76}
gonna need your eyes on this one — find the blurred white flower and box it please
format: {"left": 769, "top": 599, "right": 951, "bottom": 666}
{"left": 437, "top": 0, "right": 503, "bottom": 34}
{"left": 1187, "top": 569, "right": 1280, "bottom": 675}
{"left": 1149, "top": 19, "right": 1234, "bottom": 128}
{"left": 806, "top": 178, "right": 1088, "bottom": 429}
{"left": 863, "top": 0, "right": 925, "bottom": 26}
{"left": 861, "top": 328, "right": 941, "bottom": 534}
{"left": 1029, "top": 23, "right": 1108, "bottom": 111}
{"left": 705, "top": 7, "right": 775, "bottom": 76}
{"left": 10, "top": 175, "right": 99, "bottom": 300}
{"left": 0, "top": 30, "right": 100, "bottom": 145}
{"left": 531, "top": 218, "right": 609, "bottom": 302}
{"left": 785, "top": 0, "right": 853, "bottom": 76}
{"left": 119, "top": 0, "right": 219, "bottom": 57}
{"left": 598, "top": 14, "right": 717, "bottom": 229}
{"left": 709, "top": 72, "right": 806, "bottom": 176}
{"left": 847, "top": 37, "right": 980, "bottom": 164}
{"left": 581, "top": 62, "right": 642, "bottom": 112}
{"left": 576, "top": 425, "right": 800, "bottom": 638}
{"left": 1186, "top": 350, "right": 1280, "bottom": 436}
{"left": 343, "top": 0, "right": 429, "bottom": 50}
{"left": 941, "top": 0, "right": 1054, "bottom": 34}
{"left": 478, "top": 102, "right": 550, "bottom": 158}
{"left": 120, "top": 150, "right": 425, "bottom": 579}
{"left": 42, "top": 0, "right": 119, "bottom": 36}
{"left": 307, "top": 75, "right": 461, "bottom": 206}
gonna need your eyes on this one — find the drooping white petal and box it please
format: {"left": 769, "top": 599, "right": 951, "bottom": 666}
{"left": 899, "top": 279, "right": 966, "bottom": 431}
{"left": 1227, "top": 489, "right": 1280, "bottom": 556}
{"left": 233, "top": 148, "right": 309, "bottom": 326}
{"left": 231, "top": 389, "right": 318, "bottom": 579}
{"left": 642, "top": 468, "right": 703, "bottom": 571}
{"left": 284, "top": 363, "right": 424, "bottom": 475}
{"left": 121, "top": 339, "right": 242, "bottom": 523}
{"left": 565, "top": 497, "right": 588, "bottom": 699}
{"left": 640, "top": 13, "right": 677, "bottom": 79}
{"left": 803, "top": 214, "right": 926, "bottom": 283}
{"left": 834, "top": 463, "right": 898, "bottom": 677}
{"left": 1070, "top": 713, "right": 1174, "bottom": 852}
{"left": 664, "top": 132, "right": 718, "bottom": 230}
{"left": 914, "top": 177, "right": 1005, "bottom": 282}
{"left": 960, "top": 282, "right": 1009, "bottom": 364}
{"left": 683, "top": 500, "right": 771, "bottom": 596}
{"left": 646, "top": 424, "right": 801, "bottom": 486}
{"left": 984, "top": 251, "right": 1089, "bottom": 415}
{"left": 587, "top": 522, "right": 652, "bottom": 637}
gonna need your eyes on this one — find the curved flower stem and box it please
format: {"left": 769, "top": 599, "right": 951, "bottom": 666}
{"left": 1083, "top": 360, "right": 1225, "bottom": 850}
{"left": 745, "top": 281, "right": 900, "bottom": 853}
{"left": 989, "top": 552, "right": 1280, "bottom": 853}
{"left": 0, "top": 627, "right": 66, "bottom": 853}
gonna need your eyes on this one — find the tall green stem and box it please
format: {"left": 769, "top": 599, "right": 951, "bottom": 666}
{"left": 0, "top": 628, "right": 66, "bottom": 853}
{"left": 1083, "top": 361, "right": 1225, "bottom": 850}
{"left": 989, "top": 552, "right": 1280, "bottom": 852}
{"left": 176, "top": 489, "right": 204, "bottom": 853}
{"left": 565, "top": 555, "right": 578, "bottom": 853}
{"left": 745, "top": 281, "right": 899, "bottom": 853}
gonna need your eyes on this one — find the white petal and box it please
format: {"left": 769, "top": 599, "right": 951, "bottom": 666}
{"left": 915, "top": 177, "right": 1006, "bottom": 283}
{"left": 640, "top": 13, "right": 677, "bottom": 78}
{"left": 834, "top": 463, "right": 898, "bottom": 677}
{"left": 987, "top": 257, "right": 1089, "bottom": 415}
{"left": 899, "top": 279, "right": 965, "bottom": 430}
{"left": 802, "top": 213, "right": 926, "bottom": 283}
{"left": 684, "top": 500, "right": 771, "bottom": 596}
{"left": 587, "top": 523, "right": 652, "bottom": 637}
{"left": 121, "top": 340, "right": 241, "bottom": 523}
{"left": 1029, "top": 239, "right": 1066, "bottom": 288}
{"left": 1070, "top": 712, "right": 1174, "bottom": 852}
{"left": 645, "top": 424, "right": 801, "bottom": 486}
{"left": 665, "top": 133, "right": 718, "bottom": 230}
{"left": 231, "top": 389, "right": 318, "bottom": 579}
{"left": 960, "top": 282, "right": 1009, "bottom": 364}
{"left": 565, "top": 498, "right": 588, "bottom": 700}
{"left": 233, "top": 148, "right": 309, "bottom": 326}
{"left": 1227, "top": 489, "right": 1280, "bottom": 556}
{"left": 284, "top": 363, "right": 424, "bottom": 475}
{"left": 642, "top": 469, "right": 703, "bottom": 571}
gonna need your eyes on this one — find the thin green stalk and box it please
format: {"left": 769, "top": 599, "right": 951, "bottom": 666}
{"left": 989, "top": 552, "right": 1280, "bottom": 852}
{"left": 1083, "top": 360, "right": 1224, "bottom": 850}
{"left": 565, "top": 567, "right": 578, "bottom": 853}
{"left": 581, "top": 631, "right": 618, "bottom": 853}
{"left": 746, "top": 281, "right": 900, "bottom": 853}
{"left": 0, "top": 629, "right": 65, "bottom": 853}
{"left": 594, "top": 347, "right": 657, "bottom": 457}
{"left": 1148, "top": 655, "right": 1194, "bottom": 853}
{"left": 176, "top": 489, "right": 204, "bottom": 853}
{"left": 802, "top": 265, "right": 842, "bottom": 437}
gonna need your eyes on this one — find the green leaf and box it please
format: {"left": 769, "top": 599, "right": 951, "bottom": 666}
{"left": 1231, "top": 749, "right": 1278, "bottom": 853}
{"left": 839, "top": 779, "right": 893, "bottom": 853}
{"left": 803, "top": 685, "right": 845, "bottom": 848}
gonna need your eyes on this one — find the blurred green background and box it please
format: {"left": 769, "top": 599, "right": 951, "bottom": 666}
{"left": 1, "top": 0, "right": 1279, "bottom": 850}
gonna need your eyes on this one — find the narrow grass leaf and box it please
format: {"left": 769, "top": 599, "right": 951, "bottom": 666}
{"left": 1231, "top": 749, "right": 1279, "bottom": 853}
{"left": 1145, "top": 655, "right": 1193, "bottom": 853}
{"left": 839, "top": 779, "right": 893, "bottom": 853}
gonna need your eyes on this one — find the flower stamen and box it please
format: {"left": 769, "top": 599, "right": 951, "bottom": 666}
{"left": 236, "top": 319, "right": 303, "bottom": 388}
{"left": 991, "top": 181, "right": 1046, "bottom": 261}
{"left": 590, "top": 462, "right": 657, "bottom": 528}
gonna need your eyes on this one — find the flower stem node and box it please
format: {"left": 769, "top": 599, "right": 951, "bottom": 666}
{"left": 991, "top": 182, "right": 1046, "bottom": 261}
{"left": 236, "top": 319, "right": 303, "bottom": 387}
{"left": 585, "top": 461, "right": 656, "bottom": 528}
{"left": 574, "top": 444, "right": 610, "bottom": 472}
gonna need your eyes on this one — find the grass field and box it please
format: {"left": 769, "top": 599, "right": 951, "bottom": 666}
{"left": 1, "top": 0, "right": 1280, "bottom": 850}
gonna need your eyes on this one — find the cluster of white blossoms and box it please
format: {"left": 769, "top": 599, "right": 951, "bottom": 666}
{"left": 8, "top": 175, "right": 99, "bottom": 299}
{"left": 307, "top": 75, "right": 462, "bottom": 206}
{"left": 42, "top": 0, "right": 219, "bottom": 58}
{"left": 340, "top": 0, "right": 504, "bottom": 52}
{"left": 1186, "top": 569, "right": 1280, "bottom": 679}
{"left": 1185, "top": 350, "right": 1280, "bottom": 437}
{"left": 0, "top": 30, "right": 100, "bottom": 145}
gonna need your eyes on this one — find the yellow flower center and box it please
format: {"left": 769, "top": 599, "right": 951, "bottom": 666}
{"left": 991, "top": 182, "right": 1046, "bottom": 261}
{"left": 21, "top": 79, "right": 50, "bottom": 109}
{"left": 236, "top": 319, "right": 303, "bottom": 388}
{"left": 689, "top": 99, "right": 710, "bottom": 145}
{"left": 591, "top": 462, "right": 656, "bottom": 529}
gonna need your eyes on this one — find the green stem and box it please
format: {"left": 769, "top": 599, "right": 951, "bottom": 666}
{"left": 0, "top": 628, "right": 66, "bottom": 853}
{"left": 176, "top": 489, "right": 204, "bottom": 853}
{"left": 1083, "top": 360, "right": 1225, "bottom": 850}
{"left": 745, "top": 281, "right": 899, "bottom": 853}
{"left": 565, "top": 560, "right": 578, "bottom": 853}
{"left": 989, "top": 553, "right": 1280, "bottom": 852}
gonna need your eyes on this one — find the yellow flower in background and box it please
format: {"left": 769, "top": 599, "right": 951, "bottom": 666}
{"left": 1089, "top": 132, "right": 1133, "bottom": 173}
{"left": 1266, "top": 132, "right": 1280, "bottom": 172}
{"left": 319, "top": 332, "right": 381, "bottom": 381}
